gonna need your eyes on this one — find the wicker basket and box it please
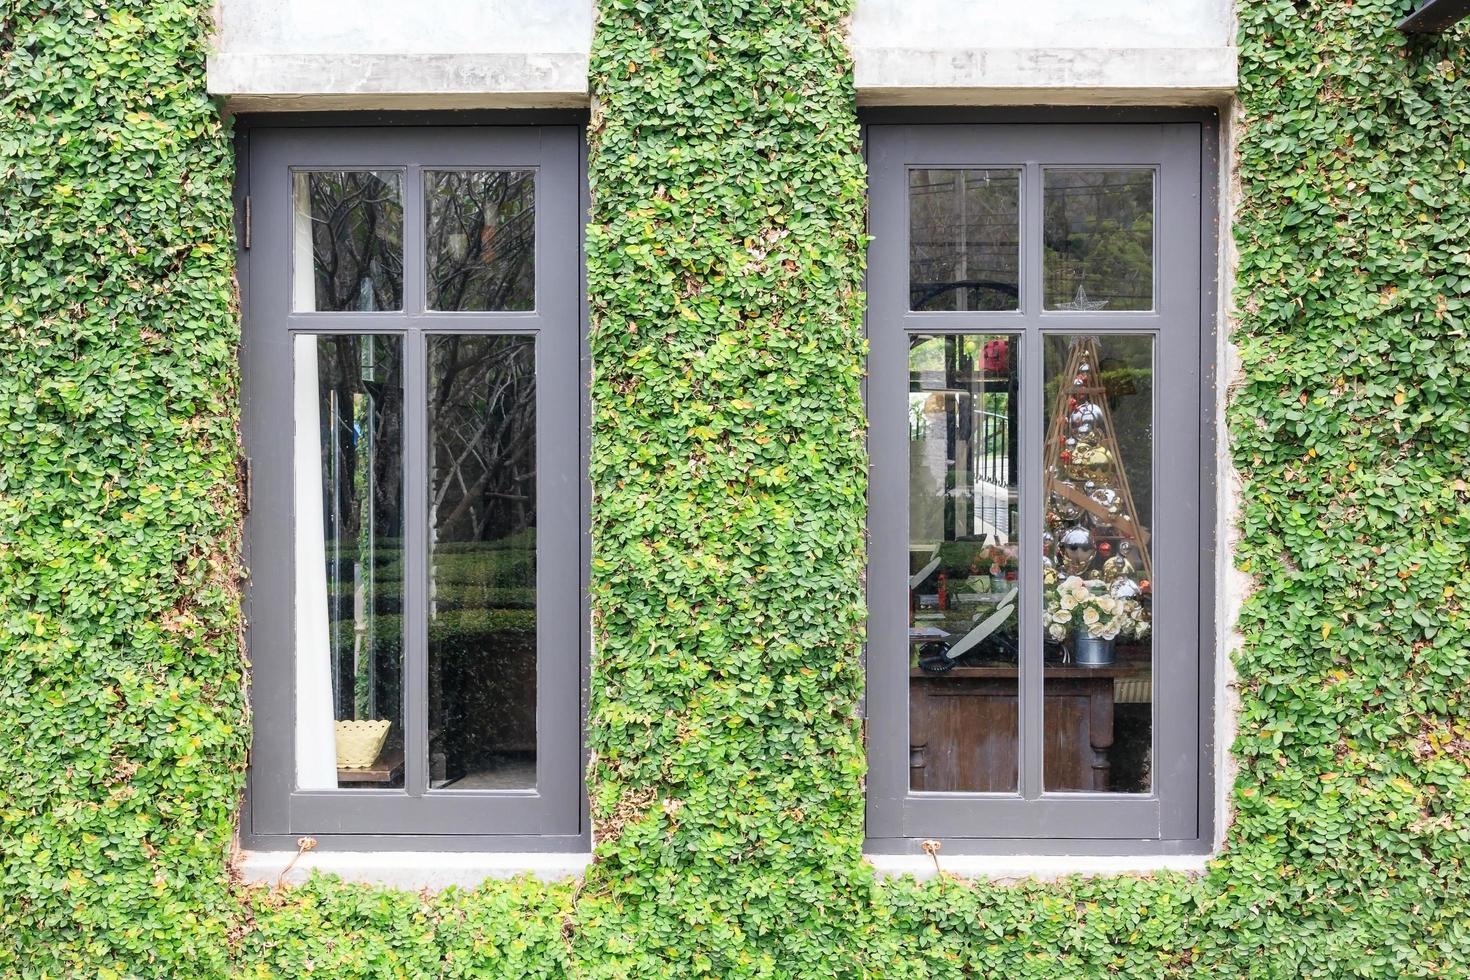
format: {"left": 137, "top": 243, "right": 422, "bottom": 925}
{"left": 335, "top": 719, "right": 391, "bottom": 769}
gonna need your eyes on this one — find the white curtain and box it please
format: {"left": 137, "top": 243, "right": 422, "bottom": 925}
{"left": 294, "top": 336, "right": 338, "bottom": 790}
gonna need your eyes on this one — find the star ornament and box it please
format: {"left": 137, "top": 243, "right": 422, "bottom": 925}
{"left": 1056, "top": 285, "right": 1109, "bottom": 312}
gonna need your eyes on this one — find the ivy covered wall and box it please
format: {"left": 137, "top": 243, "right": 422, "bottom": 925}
{"left": 2, "top": 0, "right": 1469, "bottom": 977}
{"left": 571, "top": 0, "right": 873, "bottom": 973}
{"left": 0, "top": 2, "right": 249, "bottom": 975}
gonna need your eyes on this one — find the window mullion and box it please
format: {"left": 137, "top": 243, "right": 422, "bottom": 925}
{"left": 1018, "top": 328, "right": 1045, "bottom": 801}
{"left": 403, "top": 167, "right": 426, "bottom": 316}
{"left": 401, "top": 166, "right": 429, "bottom": 799}
{"left": 1019, "top": 162, "right": 1046, "bottom": 800}
{"left": 402, "top": 328, "right": 429, "bottom": 798}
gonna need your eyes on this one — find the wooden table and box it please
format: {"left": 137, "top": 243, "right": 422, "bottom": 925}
{"left": 336, "top": 745, "right": 404, "bottom": 787}
{"left": 908, "top": 662, "right": 1149, "bottom": 792}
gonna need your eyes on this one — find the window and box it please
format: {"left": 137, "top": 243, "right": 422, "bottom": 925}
{"left": 240, "top": 126, "right": 584, "bottom": 847}
{"left": 865, "top": 122, "right": 1214, "bottom": 852}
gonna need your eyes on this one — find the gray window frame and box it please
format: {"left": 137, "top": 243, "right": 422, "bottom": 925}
{"left": 864, "top": 118, "right": 1218, "bottom": 855}
{"left": 237, "top": 121, "right": 588, "bottom": 850}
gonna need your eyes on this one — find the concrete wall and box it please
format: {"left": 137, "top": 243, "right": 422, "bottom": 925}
{"left": 208, "top": 0, "right": 1236, "bottom": 109}
{"left": 208, "top": 0, "right": 595, "bottom": 110}
{"left": 213, "top": 0, "right": 592, "bottom": 54}
{"left": 852, "top": 0, "right": 1236, "bottom": 105}
{"left": 852, "top": 0, "right": 1233, "bottom": 51}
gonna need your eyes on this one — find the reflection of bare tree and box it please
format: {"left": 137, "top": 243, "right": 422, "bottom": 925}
{"left": 426, "top": 171, "right": 535, "bottom": 312}
{"left": 428, "top": 336, "right": 538, "bottom": 785}
{"left": 429, "top": 336, "right": 536, "bottom": 548}
{"left": 306, "top": 172, "right": 404, "bottom": 312}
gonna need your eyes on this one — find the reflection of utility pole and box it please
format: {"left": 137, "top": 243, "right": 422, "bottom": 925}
{"left": 327, "top": 385, "right": 342, "bottom": 716}
{"left": 358, "top": 336, "right": 377, "bottom": 719}
{"left": 955, "top": 172, "right": 968, "bottom": 313}
{"left": 943, "top": 335, "right": 957, "bottom": 541}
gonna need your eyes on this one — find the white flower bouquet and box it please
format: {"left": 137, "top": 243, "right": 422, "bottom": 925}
{"left": 1044, "top": 575, "right": 1150, "bottom": 642}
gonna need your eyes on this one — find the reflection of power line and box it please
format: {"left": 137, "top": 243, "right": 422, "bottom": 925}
{"left": 909, "top": 171, "right": 1018, "bottom": 189}
{"left": 908, "top": 170, "right": 1151, "bottom": 312}
{"left": 912, "top": 242, "right": 1015, "bottom": 249}
{"left": 1046, "top": 181, "right": 1151, "bottom": 194}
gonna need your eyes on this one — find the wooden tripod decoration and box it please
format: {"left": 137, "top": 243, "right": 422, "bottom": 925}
{"left": 1041, "top": 336, "right": 1153, "bottom": 581}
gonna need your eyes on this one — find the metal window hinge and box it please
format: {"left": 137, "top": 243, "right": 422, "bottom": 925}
{"left": 242, "top": 196, "right": 252, "bottom": 249}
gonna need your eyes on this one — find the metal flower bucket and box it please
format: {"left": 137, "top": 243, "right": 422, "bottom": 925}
{"left": 1072, "top": 628, "right": 1116, "bottom": 667}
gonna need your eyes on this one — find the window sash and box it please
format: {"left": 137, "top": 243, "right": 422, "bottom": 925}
{"left": 241, "top": 126, "right": 585, "bottom": 842}
{"left": 864, "top": 123, "right": 1208, "bottom": 847}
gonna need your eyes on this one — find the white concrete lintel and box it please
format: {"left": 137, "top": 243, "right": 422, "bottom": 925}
{"left": 854, "top": 47, "right": 1238, "bottom": 105}
{"left": 207, "top": 52, "right": 590, "bottom": 112}
{"left": 238, "top": 849, "right": 590, "bottom": 890}
{"left": 866, "top": 852, "right": 1212, "bottom": 882}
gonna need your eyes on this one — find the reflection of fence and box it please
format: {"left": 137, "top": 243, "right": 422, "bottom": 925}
{"left": 973, "top": 404, "right": 1011, "bottom": 538}
{"left": 977, "top": 407, "right": 1010, "bottom": 487}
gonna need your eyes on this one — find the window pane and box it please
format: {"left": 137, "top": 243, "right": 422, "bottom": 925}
{"left": 1043, "top": 170, "right": 1154, "bottom": 312}
{"left": 1043, "top": 335, "right": 1153, "bottom": 792}
{"left": 909, "top": 169, "right": 1020, "bottom": 312}
{"left": 294, "top": 334, "right": 405, "bottom": 790}
{"left": 428, "top": 335, "right": 537, "bottom": 790}
{"left": 426, "top": 170, "right": 536, "bottom": 311}
{"left": 292, "top": 171, "right": 404, "bottom": 312}
{"left": 908, "top": 334, "right": 1020, "bottom": 792}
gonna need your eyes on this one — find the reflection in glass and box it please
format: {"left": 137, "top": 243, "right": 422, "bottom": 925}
{"left": 292, "top": 171, "right": 404, "bottom": 312}
{"left": 426, "top": 170, "right": 535, "bottom": 311}
{"left": 907, "top": 334, "right": 1020, "bottom": 792}
{"left": 1042, "top": 334, "right": 1153, "bottom": 792}
{"left": 909, "top": 169, "right": 1020, "bottom": 312}
{"left": 1043, "top": 170, "right": 1154, "bottom": 312}
{"left": 295, "top": 335, "right": 404, "bottom": 790}
{"left": 428, "top": 335, "right": 537, "bottom": 790}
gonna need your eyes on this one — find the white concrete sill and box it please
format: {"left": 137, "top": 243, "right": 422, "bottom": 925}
{"left": 865, "top": 852, "right": 1211, "bottom": 883}
{"left": 240, "top": 850, "right": 1208, "bottom": 888}
{"left": 238, "top": 850, "right": 590, "bottom": 891}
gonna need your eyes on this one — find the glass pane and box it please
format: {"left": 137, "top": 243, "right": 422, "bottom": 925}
{"left": 292, "top": 171, "right": 404, "bottom": 312}
{"left": 908, "top": 334, "right": 1020, "bottom": 792}
{"left": 428, "top": 335, "right": 537, "bottom": 790}
{"left": 294, "top": 335, "right": 405, "bottom": 790}
{"left": 909, "top": 169, "right": 1020, "bottom": 312}
{"left": 1043, "top": 169, "right": 1154, "bottom": 312}
{"left": 1043, "top": 335, "right": 1153, "bottom": 792}
{"left": 426, "top": 170, "right": 535, "bottom": 311}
